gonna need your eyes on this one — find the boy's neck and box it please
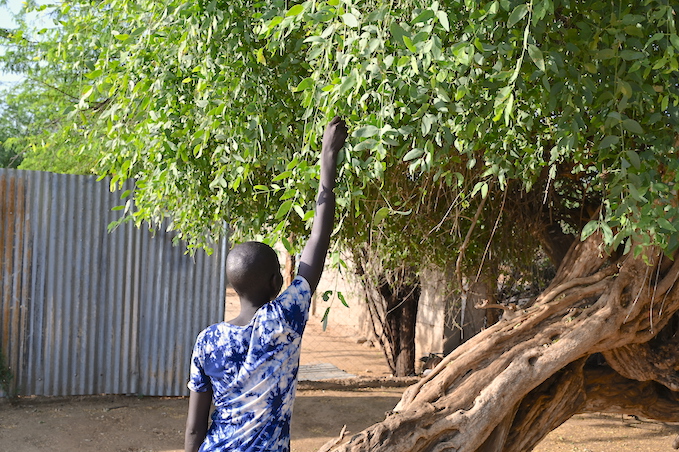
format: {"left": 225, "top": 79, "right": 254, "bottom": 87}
{"left": 227, "top": 299, "right": 265, "bottom": 326}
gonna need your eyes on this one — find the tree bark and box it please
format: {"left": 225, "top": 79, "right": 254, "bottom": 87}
{"left": 323, "top": 234, "right": 679, "bottom": 451}
{"left": 354, "top": 247, "right": 420, "bottom": 377}
{"left": 461, "top": 279, "right": 494, "bottom": 343}
{"left": 380, "top": 279, "right": 420, "bottom": 376}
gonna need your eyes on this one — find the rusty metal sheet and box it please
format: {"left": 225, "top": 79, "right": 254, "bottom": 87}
{"left": 0, "top": 169, "right": 227, "bottom": 396}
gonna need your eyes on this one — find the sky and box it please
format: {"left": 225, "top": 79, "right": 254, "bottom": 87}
{"left": 0, "top": 0, "right": 22, "bottom": 29}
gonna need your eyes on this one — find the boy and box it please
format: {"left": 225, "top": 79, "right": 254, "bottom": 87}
{"left": 184, "top": 116, "right": 349, "bottom": 452}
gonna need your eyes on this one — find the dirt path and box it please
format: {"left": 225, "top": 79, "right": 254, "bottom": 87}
{"left": 1, "top": 391, "right": 678, "bottom": 452}
{"left": 1, "top": 314, "right": 677, "bottom": 451}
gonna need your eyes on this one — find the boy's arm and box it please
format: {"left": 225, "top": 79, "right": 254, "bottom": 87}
{"left": 184, "top": 389, "right": 212, "bottom": 452}
{"left": 297, "top": 116, "right": 348, "bottom": 293}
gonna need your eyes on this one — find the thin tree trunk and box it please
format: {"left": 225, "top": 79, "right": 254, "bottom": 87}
{"left": 354, "top": 247, "right": 420, "bottom": 377}
{"left": 379, "top": 277, "right": 420, "bottom": 377}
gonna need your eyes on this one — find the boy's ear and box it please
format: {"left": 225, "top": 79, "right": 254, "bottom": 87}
{"left": 271, "top": 271, "right": 283, "bottom": 296}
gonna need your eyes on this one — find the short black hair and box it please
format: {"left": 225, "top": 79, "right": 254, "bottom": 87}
{"left": 226, "top": 241, "right": 281, "bottom": 303}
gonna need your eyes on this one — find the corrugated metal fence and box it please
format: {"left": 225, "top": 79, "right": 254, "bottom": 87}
{"left": 0, "top": 169, "right": 227, "bottom": 397}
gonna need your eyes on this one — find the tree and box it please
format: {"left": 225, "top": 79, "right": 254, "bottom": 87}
{"left": 0, "top": 3, "right": 101, "bottom": 174}
{"left": 5, "top": 0, "right": 679, "bottom": 450}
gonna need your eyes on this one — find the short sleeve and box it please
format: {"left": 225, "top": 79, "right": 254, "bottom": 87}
{"left": 268, "top": 275, "right": 311, "bottom": 336}
{"left": 187, "top": 331, "right": 211, "bottom": 393}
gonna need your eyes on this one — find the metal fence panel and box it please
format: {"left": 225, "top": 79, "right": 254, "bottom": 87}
{"left": 0, "top": 169, "right": 227, "bottom": 396}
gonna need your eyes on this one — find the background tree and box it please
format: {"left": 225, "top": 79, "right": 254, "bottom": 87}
{"left": 0, "top": 2, "right": 101, "bottom": 173}
{"left": 3, "top": 0, "right": 679, "bottom": 449}
{"left": 0, "top": 102, "right": 23, "bottom": 168}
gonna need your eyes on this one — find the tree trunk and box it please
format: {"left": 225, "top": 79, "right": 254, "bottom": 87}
{"left": 354, "top": 247, "right": 420, "bottom": 377}
{"left": 285, "top": 249, "right": 296, "bottom": 288}
{"left": 323, "top": 234, "right": 679, "bottom": 451}
{"left": 380, "top": 278, "right": 420, "bottom": 376}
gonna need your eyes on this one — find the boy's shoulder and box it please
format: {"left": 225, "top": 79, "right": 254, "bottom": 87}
{"left": 286, "top": 275, "right": 311, "bottom": 294}
{"left": 268, "top": 275, "right": 312, "bottom": 309}
{"left": 195, "top": 321, "right": 239, "bottom": 343}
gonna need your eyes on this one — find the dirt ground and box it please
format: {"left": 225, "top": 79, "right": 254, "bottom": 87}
{"left": 1, "top": 319, "right": 678, "bottom": 451}
{"left": 2, "top": 390, "right": 678, "bottom": 452}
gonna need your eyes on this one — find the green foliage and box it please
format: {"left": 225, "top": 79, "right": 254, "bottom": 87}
{"left": 0, "top": 2, "right": 101, "bottom": 174}
{"left": 3, "top": 0, "right": 679, "bottom": 272}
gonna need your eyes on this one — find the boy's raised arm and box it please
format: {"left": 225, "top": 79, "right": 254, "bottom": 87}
{"left": 297, "top": 116, "right": 348, "bottom": 293}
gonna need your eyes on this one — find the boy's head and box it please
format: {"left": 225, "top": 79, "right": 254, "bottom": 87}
{"left": 226, "top": 241, "right": 283, "bottom": 307}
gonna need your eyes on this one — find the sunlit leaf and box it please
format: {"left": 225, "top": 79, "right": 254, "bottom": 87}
{"left": 507, "top": 4, "right": 528, "bottom": 28}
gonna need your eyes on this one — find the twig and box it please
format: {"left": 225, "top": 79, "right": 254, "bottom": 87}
{"left": 318, "top": 425, "right": 348, "bottom": 452}
{"left": 475, "top": 187, "right": 507, "bottom": 283}
{"left": 455, "top": 194, "right": 488, "bottom": 291}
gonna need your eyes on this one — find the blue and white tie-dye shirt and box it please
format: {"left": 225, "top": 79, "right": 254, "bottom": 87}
{"left": 188, "top": 276, "right": 311, "bottom": 452}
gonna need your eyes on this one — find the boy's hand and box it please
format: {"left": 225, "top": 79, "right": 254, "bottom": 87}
{"left": 320, "top": 117, "right": 347, "bottom": 188}
{"left": 322, "top": 116, "right": 348, "bottom": 158}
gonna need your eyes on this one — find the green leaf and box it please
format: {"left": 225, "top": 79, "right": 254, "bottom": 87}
{"left": 625, "top": 150, "right": 641, "bottom": 169}
{"left": 389, "top": 22, "right": 408, "bottom": 47}
{"left": 275, "top": 199, "right": 293, "bottom": 219}
{"left": 598, "top": 135, "right": 619, "bottom": 149}
{"left": 595, "top": 49, "right": 616, "bottom": 59}
{"left": 618, "top": 81, "right": 633, "bottom": 98}
{"left": 584, "top": 63, "right": 597, "bottom": 73}
{"left": 436, "top": 11, "right": 450, "bottom": 31}
{"left": 622, "top": 118, "right": 644, "bottom": 134}
{"left": 294, "top": 205, "right": 305, "bottom": 219}
{"left": 373, "top": 207, "right": 390, "bottom": 225}
{"left": 294, "top": 77, "right": 315, "bottom": 92}
{"left": 339, "top": 71, "right": 357, "bottom": 95}
{"left": 80, "top": 86, "right": 94, "bottom": 100}
{"left": 412, "top": 10, "right": 434, "bottom": 25}
{"left": 403, "top": 148, "right": 424, "bottom": 161}
{"left": 321, "top": 307, "right": 330, "bottom": 331}
{"left": 527, "top": 45, "right": 545, "bottom": 71}
{"left": 670, "top": 34, "right": 679, "bottom": 51}
{"left": 403, "top": 35, "right": 417, "bottom": 53}
{"left": 273, "top": 170, "right": 292, "bottom": 181}
{"left": 628, "top": 184, "right": 646, "bottom": 202}
{"left": 620, "top": 50, "right": 645, "bottom": 60}
{"left": 84, "top": 69, "right": 103, "bottom": 80}
{"left": 601, "top": 223, "right": 614, "bottom": 243}
{"left": 353, "top": 125, "right": 379, "bottom": 138}
{"left": 507, "top": 4, "right": 528, "bottom": 28}
{"left": 267, "top": 16, "right": 283, "bottom": 31}
{"left": 342, "top": 13, "right": 359, "bottom": 28}
{"left": 286, "top": 4, "right": 304, "bottom": 17}
{"left": 471, "top": 181, "right": 488, "bottom": 198}
{"left": 354, "top": 139, "right": 377, "bottom": 152}
{"left": 658, "top": 217, "right": 676, "bottom": 232}
{"left": 533, "top": 0, "right": 549, "bottom": 22}
{"left": 281, "top": 235, "right": 293, "bottom": 253}
{"left": 338, "top": 292, "right": 349, "bottom": 307}
{"left": 255, "top": 48, "right": 266, "bottom": 64}
{"left": 581, "top": 220, "right": 599, "bottom": 240}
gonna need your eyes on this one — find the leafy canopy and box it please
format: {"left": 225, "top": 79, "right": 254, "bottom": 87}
{"left": 0, "top": 2, "right": 101, "bottom": 173}
{"left": 3, "top": 0, "right": 679, "bottom": 266}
